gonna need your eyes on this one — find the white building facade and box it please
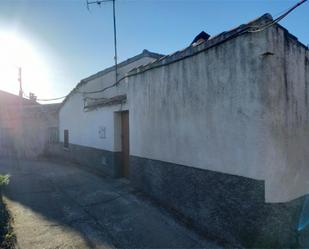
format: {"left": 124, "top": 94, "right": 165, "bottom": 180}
{"left": 48, "top": 14, "right": 309, "bottom": 248}
{"left": 48, "top": 50, "right": 163, "bottom": 176}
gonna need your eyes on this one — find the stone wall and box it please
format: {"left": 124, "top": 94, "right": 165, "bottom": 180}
{"left": 130, "top": 155, "right": 304, "bottom": 248}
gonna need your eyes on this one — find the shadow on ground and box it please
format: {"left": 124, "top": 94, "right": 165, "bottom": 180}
{"left": 0, "top": 158, "right": 221, "bottom": 249}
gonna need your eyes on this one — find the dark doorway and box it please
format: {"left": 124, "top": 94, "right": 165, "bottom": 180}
{"left": 121, "top": 111, "right": 129, "bottom": 178}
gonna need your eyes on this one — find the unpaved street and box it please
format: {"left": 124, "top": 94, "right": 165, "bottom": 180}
{"left": 0, "top": 159, "right": 221, "bottom": 249}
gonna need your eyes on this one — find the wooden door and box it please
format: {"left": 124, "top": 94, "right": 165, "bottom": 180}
{"left": 121, "top": 111, "right": 130, "bottom": 178}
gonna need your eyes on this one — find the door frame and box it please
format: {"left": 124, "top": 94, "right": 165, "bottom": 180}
{"left": 120, "top": 111, "right": 130, "bottom": 178}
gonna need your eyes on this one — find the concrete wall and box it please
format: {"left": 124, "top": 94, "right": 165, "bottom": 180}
{"left": 127, "top": 26, "right": 309, "bottom": 203}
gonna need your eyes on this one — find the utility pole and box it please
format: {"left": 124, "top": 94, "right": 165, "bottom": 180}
{"left": 18, "top": 67, "right": 23, "bottom": 98}
{"left": 87, "top": 0, "right": 118, "bottom": 84}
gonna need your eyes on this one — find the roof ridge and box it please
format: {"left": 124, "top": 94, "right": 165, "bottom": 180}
{"left": 128, "top": 13, "right": 274, "bottom": 75}
{"left": 61, "top": 49, "right": 164, "bottom": 107}
{"left": 81, "top": 49, "right": 164, "bottom": 83}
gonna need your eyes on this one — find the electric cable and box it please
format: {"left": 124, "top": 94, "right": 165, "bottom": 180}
{"left": 36, "top": 95, "right": 67, "bottom": 101}
{"left": 71, "top": 0, "right": 309, "bottom": 97}
{"left": 32, "top": 0, "right": 308, "bottom": 102}
{"left": 249, "top": 0, "right": 307, "bottom": 33}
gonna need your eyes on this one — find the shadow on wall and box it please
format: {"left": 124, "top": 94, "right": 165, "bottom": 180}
{"left": 44, "top": 143, "right": 122, "bottom": 178}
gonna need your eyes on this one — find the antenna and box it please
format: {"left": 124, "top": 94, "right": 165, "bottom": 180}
{"left": 86, "top": 0, "right": 118, "bottom": 85}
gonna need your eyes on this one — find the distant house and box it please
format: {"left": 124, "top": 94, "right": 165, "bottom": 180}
{"left": 48, "top": 14, "right": 309, "bottom": 247}
{"left": 0, "top": 90, "right": 60, "bottom": 158}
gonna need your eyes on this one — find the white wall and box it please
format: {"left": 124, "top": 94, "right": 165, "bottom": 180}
{"left": 59, "top": 55, "right": 157, "bottom": 152}
{"left": 127, "top": 27, "right": 309, "bottom": 203}
{"left": 60, "top": 25, "right": 309, "bottom": 203}
{"left": 263, "top": 26, "right": 309, "bottom": 202}
{"left": 129, "top": 32, "right": 269, "bottom": 180}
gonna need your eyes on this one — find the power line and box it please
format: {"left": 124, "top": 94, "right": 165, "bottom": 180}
{"left": 249, "top": 0, "right": 308, "bottom": 33}
{"left": 76, "top": 81, "right": 117, "bottom": 94}
{"left": 37, "top": 0, "right": 307, "bottom": 102}
{"left": 36, "top": 95, "right": 67, "bottom": 101}
{"left": 79, "top": 0, "right": 308, "bottom": 95}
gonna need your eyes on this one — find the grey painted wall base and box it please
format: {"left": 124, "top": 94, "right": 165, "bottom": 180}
{"left": 45, "top": 143, "right": 122, "bottom": 177}
{"left": 130, "top": 156, "right": 305, "bottom": 248}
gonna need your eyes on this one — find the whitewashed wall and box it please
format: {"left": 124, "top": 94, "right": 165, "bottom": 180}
{"left": 127, "top": 27, "right": 309, "bottom": 203}
{"left": 59, "top": 55, "right": 158, "bottom": 152}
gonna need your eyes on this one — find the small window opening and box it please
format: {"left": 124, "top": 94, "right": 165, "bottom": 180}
{"left": 64, "top": 129, "right": 69, "bottom": 148}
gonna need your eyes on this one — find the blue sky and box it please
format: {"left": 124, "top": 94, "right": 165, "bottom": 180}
{"left": 0, "top": 0, "right": 308, "bottom": 101}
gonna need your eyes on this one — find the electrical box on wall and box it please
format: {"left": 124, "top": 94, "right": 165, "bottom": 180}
{"left": 99, "top": 126, "right": 106, "bottom": 139}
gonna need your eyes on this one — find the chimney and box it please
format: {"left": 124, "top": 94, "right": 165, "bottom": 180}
{"left": 191, "top": 31, "right": 210, "bottom": 46}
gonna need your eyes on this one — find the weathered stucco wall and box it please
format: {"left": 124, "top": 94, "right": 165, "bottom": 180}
{"left": 263, "top": 26, "right": 309, "bottom": 202}
{"left": 127, "top": 26, "right": 309, "bottom": 203}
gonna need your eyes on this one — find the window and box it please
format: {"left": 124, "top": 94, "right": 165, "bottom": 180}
{"left": 64, "top": 129, "right": 69, "bottom": 148}
{"left": 48, "top": 127, "right": 59, "bottom": 144}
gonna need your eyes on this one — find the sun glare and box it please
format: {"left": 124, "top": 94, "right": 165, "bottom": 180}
{"left": 0, "top": 30, "right": 52, "bottom": 98}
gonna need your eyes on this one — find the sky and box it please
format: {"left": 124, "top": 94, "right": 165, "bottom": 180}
{"left": 0, "top": 0, "right": 308, "bottom": 102}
